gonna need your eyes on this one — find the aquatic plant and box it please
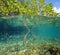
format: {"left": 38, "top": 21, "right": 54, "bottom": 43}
{"left": 0, "top": 38, "right": 60, "bottom": 55}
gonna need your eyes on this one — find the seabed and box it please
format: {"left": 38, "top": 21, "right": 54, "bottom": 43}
{"left": 0, "top": 38, "right": 60, "bottom": 55}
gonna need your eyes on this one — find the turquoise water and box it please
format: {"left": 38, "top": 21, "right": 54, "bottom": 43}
{"left": 0, "top": 15, "right": 60, "bottom": 42}
{"left": 0, "top": 15, "right": 60, "bottom": 55}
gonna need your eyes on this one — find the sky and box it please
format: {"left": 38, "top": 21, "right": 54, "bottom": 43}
{"left": 46, "top": 0, "right": 60, "bottom": 13}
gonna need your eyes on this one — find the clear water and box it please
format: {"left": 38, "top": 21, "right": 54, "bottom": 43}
{"left": 0, "top": 15, "right": 60, "bottom": 55}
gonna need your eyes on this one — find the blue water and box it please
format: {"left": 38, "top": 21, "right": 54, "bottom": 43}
{"left": 0, "top": 16, "right": 60, "bottom": 45}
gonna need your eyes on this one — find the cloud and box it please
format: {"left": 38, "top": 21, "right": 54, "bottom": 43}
{"left": 53, "top": 7, "right": 60, "bottom": 13}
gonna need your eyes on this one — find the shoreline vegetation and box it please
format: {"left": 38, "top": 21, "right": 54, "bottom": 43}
{"left": 0, "top": 0, "right": 59, "bottom": 17}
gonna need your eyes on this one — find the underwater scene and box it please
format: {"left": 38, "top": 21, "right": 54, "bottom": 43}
{"left": 0, "top": 15, "right": 60, "bottom": 55}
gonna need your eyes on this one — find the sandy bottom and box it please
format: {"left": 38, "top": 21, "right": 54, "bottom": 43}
{"left": 0, "top": 39, "right": 60, "bottom": 55}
